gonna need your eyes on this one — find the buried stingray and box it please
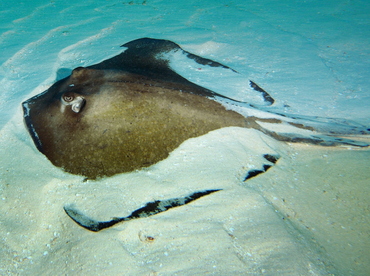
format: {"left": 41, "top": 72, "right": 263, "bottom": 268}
{"left": 23, "top": 38, "right": 370, "bottom": 180}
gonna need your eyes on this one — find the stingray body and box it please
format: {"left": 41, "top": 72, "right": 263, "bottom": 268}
{"left": 22, "top": 38, "right": 369, "bottom": 179}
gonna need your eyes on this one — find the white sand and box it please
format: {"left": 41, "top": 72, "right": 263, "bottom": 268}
{"left": 1, "top": 0, "right": 370, "bottom": 275}
{"left": 1, "top": 119, "right": 369, "bottom": 275}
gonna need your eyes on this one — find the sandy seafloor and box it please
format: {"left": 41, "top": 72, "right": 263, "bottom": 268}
{"left": 1, "top": 0, "right": 370, "bottom": 275}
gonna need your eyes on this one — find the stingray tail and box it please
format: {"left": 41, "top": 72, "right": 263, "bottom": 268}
{"left": 248, "top": 112, "right": 370, "bottom": 147}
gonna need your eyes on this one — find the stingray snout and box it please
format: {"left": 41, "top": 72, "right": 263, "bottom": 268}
{"left": 60, "top": 92, "right": 86, "bottom": 113}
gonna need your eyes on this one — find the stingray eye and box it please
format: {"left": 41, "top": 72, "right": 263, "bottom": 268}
{"left": 63, "top": 93, "right": 75, "bottom": 102}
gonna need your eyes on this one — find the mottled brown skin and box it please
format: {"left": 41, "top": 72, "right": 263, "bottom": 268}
{"left": 23, "top": 38, "right": 369, "bottom": 179}
{"left": 25, "top": 67, "right": 248, "bottom": 178}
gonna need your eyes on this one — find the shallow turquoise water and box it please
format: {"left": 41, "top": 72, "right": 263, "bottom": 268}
{"left": 1, "top": 1, "right": 369, "bottom": 275}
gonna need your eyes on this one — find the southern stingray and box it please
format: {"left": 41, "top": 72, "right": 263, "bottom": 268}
{"left": 22, "top": 37, "right": 369, "bottom": 179}
{"left": 22, "top": 38, "right": 369, "bottom": 231}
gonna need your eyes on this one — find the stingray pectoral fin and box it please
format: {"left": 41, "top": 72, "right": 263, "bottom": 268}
{"left": 89, "top": 38, "right": 274, "bottom": 106}
{"left": 88, "top": 38, "right": 187, "bottom": 80}
{"left": 64, "top": 189, "right": 221, "bottom": 232}
{"left": 22, "top": 100, "right": 44, "bottom": 152}
{"left": 243, "top": 154, "right": 281, "bottom": 181}
{"left": 249, "top": 81, "right": 275, "bottom": 105}
{"left": 64, "top": 205, "right": 124, "bottom": 232}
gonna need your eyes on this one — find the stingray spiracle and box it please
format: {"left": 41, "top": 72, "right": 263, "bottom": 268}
{"left": 61, "top": 92, "right": 86, "bottom": 113}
